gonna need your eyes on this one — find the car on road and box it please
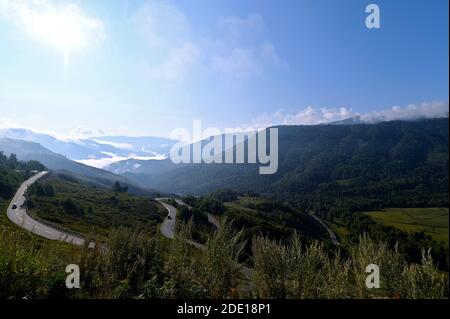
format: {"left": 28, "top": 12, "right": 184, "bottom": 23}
{"left": 168, "top": 215, "right": 173, "bottom": 220}
{"left": 12, "top": 203, "right": 18, "bottom": 210}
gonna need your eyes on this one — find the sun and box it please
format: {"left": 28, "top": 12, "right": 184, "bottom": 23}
{"left": 12, "top": 2, "right": 103, "bottom": 71}
{"left": 31, "top": 7, "right": 84, "bottom": 70}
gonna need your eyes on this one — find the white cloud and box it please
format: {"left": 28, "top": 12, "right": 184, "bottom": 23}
{"left": 0, "top": 0, "right": 104, "bottom": 69}
{"left": 211, "top": 14, "right": 285, "bottom": 80}
{"left": 280, "top": 106, "right": 356, "bottom": 125}
{"left": 149, "top": 43, "right": 201, "bottom": 80}
{"left": 261, "top": 42, "right": 287, "bottom": 68}
{"left": 232, "top": 107, "right": 355, "bottom": 131}
{"left": 134, "top": 0, "right": 199, "bottom": 81}
{"left": 76, "top": 154, "right": 166, "bottom": 169}
{"left": 241, "top": 100, "right": 449, "bottom": 130}
{"left": 91, "top": 140, "right": 134, "bottom": 150}
{"left": 69, "top": 126, "right": 105, "bottom": 140}
{"left": 212, "top": 47, "right": 261, "bottom": 79}
{"left": 135, "top": 0, "right": 191, "bottom": 49}
{"left": 361, "top": 100, "right": 449, "bottom": 123}
{"left": 134, "top": 1, "right": 285, "bottom": 82}
{"left": 0, "top": 118, "right": 66, "bottom": 139}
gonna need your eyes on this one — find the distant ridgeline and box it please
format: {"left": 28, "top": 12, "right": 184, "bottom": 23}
{"left": 116, "top": 118, "right": 449, "bottom": 212}
{"left": 0, "top": 138, "right": 159, "bottom": 197}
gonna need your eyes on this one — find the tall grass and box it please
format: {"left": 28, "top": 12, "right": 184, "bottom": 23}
{"left": 0, "top": 226, "right": 76, "bottom": 299}
{"left": 1, "top": 221, "right": 447, "bottom": 299}
{"left": 251, "top": 233, "right": 448, "bottom": 299}
{"left": 197, "top": 221, "right": 245, "bottom": 298}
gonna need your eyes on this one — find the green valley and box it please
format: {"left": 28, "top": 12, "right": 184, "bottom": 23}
{"left": 365, "top": 208, "right": 449, "bottom": 245}
{"left": 1, "top": 119, "right": 449, "bottom": 300}
{"left": 26, "top": 172, "right": 167, "bottom": 239}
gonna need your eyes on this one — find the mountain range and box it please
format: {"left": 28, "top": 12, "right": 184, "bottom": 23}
{"left": 1, "top": 118, "right": 448, "bottom": 207}
{"left": 0, "top": 128, "right": 177, "bottom": 167}
{"left": 104, "top": 118, "right": 449, "bottom": 208}
{"left": 0, "top": 137, "right": 159, "bottom": 196}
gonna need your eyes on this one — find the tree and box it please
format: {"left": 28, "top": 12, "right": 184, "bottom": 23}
{"left": 199, "top": 197, "right": 225, "bottom": 215}
{"left": 62, "top": 198, "right": 84, "bottom": 217}
{"left": 8, "top": 154, "right": 18, "bottom": 169}
{"left": 113, "top": 181, "right": 128, "bottom": 193}
{"left": 113, "top": 181, "right": 122, "bottom": 193}
{"left": 179, "top": 205, "right": 192, "bottom": 222}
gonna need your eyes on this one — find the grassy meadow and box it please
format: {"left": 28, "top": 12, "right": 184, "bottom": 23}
{"left": 364, "top": 208, "right": 449, "bottom": 246}
{"left": 26, "top": 173, "right": 166, "bottom": 239}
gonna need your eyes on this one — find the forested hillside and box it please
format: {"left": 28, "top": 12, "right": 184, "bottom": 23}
{"left": 111, "top": 118, "right": 449, "bottom": 212}
{"left": 26, "top": 173, "right": 167, "bottom": 238}
{"left": 0, "top": 151, "right": 45, "bottom": 200}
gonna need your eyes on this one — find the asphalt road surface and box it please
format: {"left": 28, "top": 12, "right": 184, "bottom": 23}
{"left": 156, "top": 198, "right": 178, "bottom": 239}
{"left": 7, "top": 171, "right": 92, "bottom": 247}
{"left": 308, "top": 212, "right": 340, "bottom": 245}
{"left": 8, "top": 179, "right": 251, "bottom": 277}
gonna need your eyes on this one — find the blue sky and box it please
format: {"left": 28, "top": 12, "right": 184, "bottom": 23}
{"left": 0, "top": 0, "right": 448, "bottom": 138}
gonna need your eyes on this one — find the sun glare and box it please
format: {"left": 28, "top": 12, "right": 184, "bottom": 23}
{"left": 31, "top": 7, "right": 84, "bottom": 71}
{"left": 11, "top": 2, "right": 103, "bottom": 71}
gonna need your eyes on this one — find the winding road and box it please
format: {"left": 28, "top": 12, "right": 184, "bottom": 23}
{"left": 6, "top": 173, "right": 327, "bottom": 280}
{"left": 155, "top": 197, "right": 252, "bottom": 278}
{"left": 6, "top": 171, "right": 93, "bottom": 247}
{"left": 156, "top": 198, "right": 221, "bottom": 239}
{"left": 308, "top": 212, "right": 339, "bottom": 245}
{"left": 6, "top": 174, "right": 218, "bottom": 245}
{"left": 156, "top": 198, "right": 178, "bottom": 239}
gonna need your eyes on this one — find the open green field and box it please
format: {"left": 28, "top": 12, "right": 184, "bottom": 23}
{"left": 365, "top": 208, "right": 449, "bottom": 245}
{"left": 27, "top": 173, "right": 167, "bottom": 238}
{"left": 224, "top": 196, "right": 265, "bottom": 212}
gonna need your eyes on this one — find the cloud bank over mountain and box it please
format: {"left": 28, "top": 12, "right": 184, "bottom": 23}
{"left": 0, "top": 128, "right": 177, "bottom": 168}
{"left": 238, "top": 100, "right": 449, "bottom": 131}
